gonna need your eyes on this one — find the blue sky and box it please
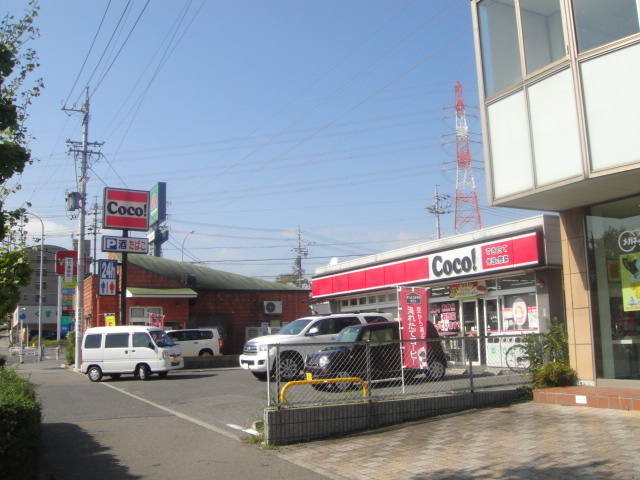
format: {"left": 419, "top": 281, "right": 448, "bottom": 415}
{"left": 4, "top": 0, "right": 540, "bottom": 281}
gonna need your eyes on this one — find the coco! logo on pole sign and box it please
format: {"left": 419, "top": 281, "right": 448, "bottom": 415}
{"left": 102, "top": 188, "right": 150, "bottom": 231}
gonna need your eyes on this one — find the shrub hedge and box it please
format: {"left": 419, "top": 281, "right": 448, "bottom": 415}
{"left": 0, "top": 368, "right": 42, "bottom": 480}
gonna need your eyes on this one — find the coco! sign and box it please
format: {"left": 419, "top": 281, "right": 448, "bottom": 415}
{"left": 102, "top": 188, "right": 150, "bottom": 231}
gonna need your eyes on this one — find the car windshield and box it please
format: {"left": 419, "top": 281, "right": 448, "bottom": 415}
{"left": 278, "top": 318, "right": 313, "bottom": 335}
{"left": 151, "top": 331, "right": 175, "bottom": 347}
{"left": 335, "top": 326, "right": 361, "bottom": 343}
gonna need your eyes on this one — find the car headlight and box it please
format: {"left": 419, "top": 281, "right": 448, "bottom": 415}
{"left": 259, "top": 344, "right": 269, "bottom": 352}
{"left": 318, "top": 356, "right": 329, "bottom": 368}
{"left": 162, "top": 351, "right": 170, "bottom": 359}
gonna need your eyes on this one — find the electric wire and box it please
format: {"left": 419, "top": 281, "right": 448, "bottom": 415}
{"left": 63, "top": 0, "right": 112, "bottom": 108}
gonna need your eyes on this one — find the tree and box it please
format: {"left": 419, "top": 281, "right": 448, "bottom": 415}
{"left": 275, "top": 273, "right": 311, "bottom": 289}
{"left": 0, "top": 1, "right": 42, "bottom": 319}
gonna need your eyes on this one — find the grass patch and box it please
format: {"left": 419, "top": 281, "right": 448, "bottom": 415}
{"left": 240, "top": 421, "right": 278, "bottom": 449}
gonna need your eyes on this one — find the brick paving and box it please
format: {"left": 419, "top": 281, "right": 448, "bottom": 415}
{"left": 278, "top": 403, "right": 640, "bottom": 479}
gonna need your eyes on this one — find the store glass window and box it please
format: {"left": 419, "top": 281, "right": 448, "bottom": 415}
{"left": 430, "top": 300, "right": 460, "bottom": 336}
{"left": 520, "top": 0, "right": 565, "bottom": 74}
{"left": 498, "top": 272, "right": 535, "bottom": 290}
{"left": 478, "top": 0, "right": 522, "bottom": 96}
{"left": 573, "top": 0, "right": 640, "bottom": 53}
{"left": 501, "top": 293, "right": 538, "bottom": 331}
{"left": 587, "top": 195, "right": 640, "bottom": 380}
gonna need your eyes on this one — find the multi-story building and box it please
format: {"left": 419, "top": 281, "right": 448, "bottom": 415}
{"left": 11, "top": 244, "right": 66, "bottom": 343}
{"left": 469, "top": 0, "right": 640, "bottom": 386}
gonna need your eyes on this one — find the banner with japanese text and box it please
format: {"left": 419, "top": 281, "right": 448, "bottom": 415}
{"left": 398, "top": 287, "right": 429, "bottom": 369}
{"left": 150, "top": 314, "right": 165, "bottom": 328}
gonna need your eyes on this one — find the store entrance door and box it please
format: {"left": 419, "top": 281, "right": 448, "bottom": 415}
{"left": 462, "top": 301, "right": 481, "bottom": 364}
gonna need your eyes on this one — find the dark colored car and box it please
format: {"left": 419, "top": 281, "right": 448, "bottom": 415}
{"left": 28, "top": 329, "right": 61, "bottom": 341}
{"left": 304, "top": 321, "right": 447, "bottom": 390}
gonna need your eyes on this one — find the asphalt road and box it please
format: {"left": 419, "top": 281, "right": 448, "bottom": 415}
{"left": 15, "top": 360, "right": 336, "bottom": 480}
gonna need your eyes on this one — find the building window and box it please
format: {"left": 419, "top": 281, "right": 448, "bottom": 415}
{"left": 586, "top": 195, "right": 640, "bottom": 380}
{"left": 521, "top": 0, "right": 565, "bottom": 74}
{"left": 36, "top": 281, "right": 47, "bottom": 290}
{"left": 573, "top": 0, "right": 640, "bottom": 53}
{"left": 36, "top": 269, "right": 48, "bottom": 276}
{"left": 35, "top": 295, "right": 47, "bottom": 303}
{"left": 130, "top": 306, "right": 163, "bottom": 324}
{"left": 478, "top": 0, "right": 522, "bottom": 96}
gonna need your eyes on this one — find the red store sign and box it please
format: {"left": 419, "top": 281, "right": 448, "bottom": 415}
{"left": 102, "top": 188, "right": 150, "bottom": 231}
{"left": 312, "top": 232, "right": 541, "bottom": 298}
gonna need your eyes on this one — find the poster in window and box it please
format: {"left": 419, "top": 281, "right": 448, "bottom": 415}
{"left": 430, "top": 301, "right": 460, "bottom": 335}
{"left": 620, "top": 253, "right": 640, "bottom": 311}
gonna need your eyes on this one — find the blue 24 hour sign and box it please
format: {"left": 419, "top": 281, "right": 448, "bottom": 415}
{"left": 98, "top": 259, "right": 117, "bottom": 296}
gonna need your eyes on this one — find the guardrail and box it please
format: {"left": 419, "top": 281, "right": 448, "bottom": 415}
{"left": 280, "top": 376, "right": 369, "bottom": 403}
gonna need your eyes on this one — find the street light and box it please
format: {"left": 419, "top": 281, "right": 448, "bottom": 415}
{"left": 181, "top": 230, "right": 195, "bottom": 262}
{"left": 26, "top": 212, "right": 44, "bottom": 361}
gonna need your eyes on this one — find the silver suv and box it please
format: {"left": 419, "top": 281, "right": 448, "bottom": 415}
{"left": 239, "top": 312, "right": 394, "bottom": 381}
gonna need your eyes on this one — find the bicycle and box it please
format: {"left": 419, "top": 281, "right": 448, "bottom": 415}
{"left": 504, "top": 343, "right": 530, "bottom": 372}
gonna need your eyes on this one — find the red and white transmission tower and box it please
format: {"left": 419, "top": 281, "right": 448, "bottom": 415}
{"left": 453, "top": 81, "right": 482, "bottom": 233}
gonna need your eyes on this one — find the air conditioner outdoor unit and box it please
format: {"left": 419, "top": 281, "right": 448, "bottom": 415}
{"left": 263, "top": 301, "right": 282, "bottom": 315}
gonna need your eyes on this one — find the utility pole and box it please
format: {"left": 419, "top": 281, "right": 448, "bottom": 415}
{"left": 63, "top": 87, "right": 103, "bottom": 370}
{"left": 291, "top": 227, "right": 309, "bottom": 287}
{"left": 426, "top": 185, "right": 451, "bottom": 240}
{"left": 86, "top": 197, "right": 101, "bottom": 274}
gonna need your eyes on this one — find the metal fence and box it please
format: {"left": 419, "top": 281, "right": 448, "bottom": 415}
{"left": 266, "top": 334, "right": 535, "bottom": 407}
{"left": 6, "top": 343, "right": 66, "bottom": 363}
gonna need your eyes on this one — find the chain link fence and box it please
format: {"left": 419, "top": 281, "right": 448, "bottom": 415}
{"left": 265, "top": 334, "right": 536, "bottom": 407}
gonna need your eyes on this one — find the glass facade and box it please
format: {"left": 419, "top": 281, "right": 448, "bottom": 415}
{"left": 587, "top": 195, "right": 640, "bottom": 380}
{"left": 573, "top": 0, "right": 640, "bottom": 53}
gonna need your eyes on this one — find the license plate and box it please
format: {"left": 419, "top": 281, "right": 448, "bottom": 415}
{"left": 171, "top": 357, "right": 179, "bottom": 365}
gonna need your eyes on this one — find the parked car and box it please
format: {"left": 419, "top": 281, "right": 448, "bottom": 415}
{"left": 239, "top": 312, "right": 395, "bottom": 381}
{"left": 28, "top": 329, "right": 59, "bottom": 341}
{"left": 81, "top": 326, "right": 183, "bottom": 382}
{"left": 165, "top": 329, "right": 223, "bottom": 357}
{"left": 304, "top": 321, "right": 447, "bottom": 391}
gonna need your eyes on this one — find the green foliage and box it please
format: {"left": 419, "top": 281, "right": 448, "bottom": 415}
{"left": 0, "top": 354, "right": 5, "bottom": 367}
{"left": 66, "top": 330, "right": 75, "bottom": 365}
{"left": 525, "top": 318, "right": 578, "bottom": 389}
{"left": 531, "top": 362, "right": 578, "bottom": 389}
{"left": 0, "top": 368, "right": 42, "bottom": 480}
{"left": 0, "top": 246, "right": 32, "bottom": 318}
{"left": 0, "top": 1, "right": 41, "bottom": 321}
{"left": 515, "top": 385, "right": 533, "bottom": 401}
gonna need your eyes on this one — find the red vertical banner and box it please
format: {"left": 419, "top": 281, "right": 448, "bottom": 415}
{"left": 150, "top": 314, "right": 165, "bottom": 328}
{"left": 398, "top": 287, "right": 429, "bottom": 369}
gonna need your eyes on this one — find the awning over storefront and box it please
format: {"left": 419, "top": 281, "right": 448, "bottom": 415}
{"left": 126, "top": 287, "right": 197, "bottom": 298}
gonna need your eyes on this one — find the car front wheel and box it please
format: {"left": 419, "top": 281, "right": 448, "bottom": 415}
{"left": 275, "top": 354, "right": 302, "bottom": 382}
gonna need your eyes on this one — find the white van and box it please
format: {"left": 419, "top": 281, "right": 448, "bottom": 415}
{"left": 81, "top": 326, "right": 183, "bottom": 382}
{"left": 165, "top": 328, "right": 222, "bottom": 357}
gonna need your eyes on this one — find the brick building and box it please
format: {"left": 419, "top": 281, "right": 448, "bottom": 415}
{"left": 83, "top": 253, "right": 310, "bottom": 354}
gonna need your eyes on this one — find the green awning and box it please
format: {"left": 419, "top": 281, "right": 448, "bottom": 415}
{"left": 126, "top": 287, "right": 197, "bottom": 298}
